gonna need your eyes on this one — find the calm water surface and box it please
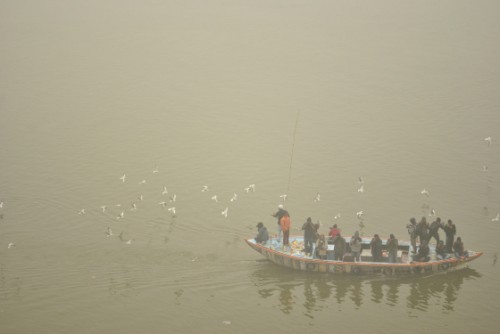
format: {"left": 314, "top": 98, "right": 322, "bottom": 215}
{"left": 1, "top": 1, "right": 500, "bottom": 333}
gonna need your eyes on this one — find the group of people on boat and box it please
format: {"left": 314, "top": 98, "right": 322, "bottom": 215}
{"left": 406, "top": 216, "right": 468, "bottom": 261}
{"left": 253, "top": 206, "right": 469, "bottom": 263}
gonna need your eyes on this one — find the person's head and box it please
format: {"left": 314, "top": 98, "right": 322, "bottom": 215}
{"left": 354, "top": 230, "right": 359, "bottom": 237}
{"left": 307, "top": 217, "right": 312, "bottom": 223}
{"left": 256, "top": 222, "right": 264, "bottom": 229}
{"left": 457, "top": 237, "right": 462, "bottom": 242}
{"left": 410, "top": 217, "right": 416, "bottom": 224}
{"left": 448, "top": 219, "right": 453, "bottom": 225}
{"left": 333, "top": 224, "right": 337, "bottom": 228}
{"left": 436, "top": 217, "right": 441, "bottom": 223}
{"left": 438, "top": 240, "right": 444, "bottom": 245}
{"left": 421, "top": 217, "right": 427, "bottom": 223}
{"left": 374, "top": 234, "right": 379, "bottom": 239}
{"left": 390, "top": 234, "right": 395, "bottom": 239}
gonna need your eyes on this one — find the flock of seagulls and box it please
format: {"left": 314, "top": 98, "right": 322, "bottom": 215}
{"left": 1, "top": 135, "right": 498, "bottom": 250}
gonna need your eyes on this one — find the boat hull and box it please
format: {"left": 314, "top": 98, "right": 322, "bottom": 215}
{"left": 245, "top": 237, "right": 483, "bottom": 275}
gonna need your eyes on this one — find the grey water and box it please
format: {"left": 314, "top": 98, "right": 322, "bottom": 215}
{"left": 1, "top": 1, "right": 499, "bottom": 333}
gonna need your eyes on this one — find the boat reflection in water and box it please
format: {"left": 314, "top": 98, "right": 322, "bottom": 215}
{"left": 250, "top": 263, "right": 481, "bottom": 315}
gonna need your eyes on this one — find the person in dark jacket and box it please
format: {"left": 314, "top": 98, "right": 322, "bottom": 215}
{"left": 417, "top": 217, "right": 429, "bottom": 245}
{"left": 414, "top": 241, "right": 430, "bottom": 262}
{"left": 370, "top": 234, "right": 383, "bottom": 262}
{"left": 302, "top": 217, "right": 315, "bottom": 255}
{"left": 332, "top": 233, "right": 346, "bottom": 261}
{"left": 443, "top": 219, "right": 457, "bottom": 253}
{"left": 453, "top": 236, "right": 467, "bottom": 258}
{"left": 407, "top": 217, "right": 418, "bottom": 254}
{"left": 428, "top": 217, "right": 442, "bottom": 244}
{"left": 386, "top": 234, "right": 399, "bottom": 263}
{"left": 272, "top": 205, "right": 288, "bottom": 244}
{"left": 254, "top": 222, "right": 269, "bottom": 244}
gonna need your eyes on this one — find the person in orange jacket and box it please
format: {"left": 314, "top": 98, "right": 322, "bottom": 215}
{"left": 280, "top": 213, "right": 291, "bottom": 246}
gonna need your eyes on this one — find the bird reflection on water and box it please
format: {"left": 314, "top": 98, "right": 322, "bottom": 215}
{"left": 250, "top": 264, "right": 481, "bottom": 315}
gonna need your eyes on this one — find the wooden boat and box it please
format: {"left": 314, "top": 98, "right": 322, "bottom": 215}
{"left": 245, "top": 235, "right": 483, "bottom": 275}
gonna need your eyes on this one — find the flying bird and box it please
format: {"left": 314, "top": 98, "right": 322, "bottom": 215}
{"left": 334, "top": 214, "right": 341, "bottom": 220}
{"left": 429, "top": 208, "right": 436, "bottom": 217}
{"left": 168, "top": 207, "right": 176, "bottom": 215}
{"left": 106, "top": 227, "right": 113, "bottom": 237}
{"left": 131, "top": 203, "right": 137, "bottom": 210}
{"left": 120, "top": 174, "right": 126, "bottom": 183}
{"left": 153, "top": 166, "right": 159, "bottom": 173}
{"left": 230, "top": 193, "right": 238, "bottom": 202}
{"left": 201, "top": 185, "right": 208, "bottom": 192}
{"left": 100, "top": 205, "right": 107, "bottom": 213}
{"left": 78, "top": 209, "right": 86, "bottom": 215}
{"left": 314, "top": 193, "right": 321, "bottom": 202}
{"left": 357, "top": 185, "right": 364, "bottom": 193}
{"left": 356, "top": 211, "right": 364, "bottom": 219}
{"left": 421, "top": 189, "right": 429, "bottom": 197}
{"left": 159, "top": 201, "right": 167, "bottom": 208}
{"left": 138, "top": 194, "right": 144, "bottom": 201}
{"left": 221, "top": 207, "right": 228, "bottom": 218}
{"left": 485, "top": 136, "right": 492, "bottom": 146}
{"left": 169, "top": 194, "right": 177, "bottom": 202}
{"left": 8, "top": 242, "right": 15, "bottom": 249}
{"left": 211, "top": 195, "right": 218, "bottom": 202}
{"left": 116, "top": 211, "right": 124, "bottom": 220}
{"left": 280, "top": 194, "right": 288, "bottom": 202}
{"left": 138, "top": 179, "right": 146, "bottom": 185}
{"left": 248, "top": 184, "right": 256, "bottom": 192}
{"left": 0, "top": 201, "right": 3, "bottom": 209}
{"left": 162, "top": 186, "right": 168, "bottom": 195}
{"left": 492, "top": 213, "right": 500, "bottom": 222}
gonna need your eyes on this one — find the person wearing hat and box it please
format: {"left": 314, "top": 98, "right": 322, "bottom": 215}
{"left": 254, "top": 222, "right": 269, "bottom": 244}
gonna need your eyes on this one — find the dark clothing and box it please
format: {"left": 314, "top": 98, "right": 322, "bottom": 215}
{"left": 273, "top": 208, "right": 288, "bottom": 226}
{"left": 415, "top": 244, "right": 430, "bottom": 262}
{"left": 453, "top": 240, "right": 465, "bottom": 257}
{"left": 370, "top": 237, "right": 383, "bottom": 262}
{"left": 386, "top": 237, "right": 399, "bottom": 263}
{"left": 435, "top": 242, "right": 447, "bottom": 259}
{"left": 302, "top": 220, "right": 315, "bottom": 254}
{"left": 332, "top": 236, "right": 346, "bottom": 261}
{"left": 407, "top": 222, "right": 418, "bottom": 253}
{"left": 428, "top": 220, "right": 441, "bottom": 244}
{"left": 255, "top": 226, "right": 269, "bottom": 244}
{"left": 416, "top": 219, "right": 429, "bottom": 244}
{"left": 443, "top": 223, "right": 456, "bottom": 253}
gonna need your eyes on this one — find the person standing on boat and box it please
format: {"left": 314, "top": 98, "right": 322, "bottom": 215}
{"left": 280, "top": 212, "right": 291, "bottom": 247}
{"left": 332, "top": 232, "right": 346, "bottom": 261}
{"left": 443, "top": 219, "right": 457, "bottom": 253}
{"left": 301, "top": 217, "right": 315, "bottom": 255}
{"left": 370, "top": 234, "right": 383, "bottom": 262}
{"left": 428, "top": 217, "right": 442, "bottom": 245}
{"left": 386, "top": 234, "right": 399, "bottom": 263}
{"left": 416, "top": 217, "right": 429, "bottom": 245}
{"left": 349, "top": 231, "right": 362, "bottom": 262}
{"left": 254, "top": 222, "right": 269, "bottom": 244}
{"left": 328, "top": 224, "right": 340, "bottom": 243}
{"left": 272, "top": 205, "right": 288, "bottom": 244}
{"left": 406, "top": 217, "right": 418, "bottom": 254}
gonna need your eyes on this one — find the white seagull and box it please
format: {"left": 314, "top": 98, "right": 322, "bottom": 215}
{"left": 211, "top": 195, "right": 218, "bottom": 202}
{"left": 314, "top": 193, "right": 321, "bottom": 202}
{"left": 421, "top": 189, "right": 429, "bottom": 197}
{"left": 483, "top": 165, "right": 489, "bottom": 172}
{"left": 0, "top": 201, "right": 3, "bottom": 209}
{"left": 221, "top": 207, "right": 228, "bottom": 218}
{"left": 100, "top": 205, "right": 107, "bottom": 213}
{"left": 356, "top": 211, "right": 364, "bottom": 219}
{"left": 8, "top": 242, "right": 15, "bottom": 249}
{"left": 162, "top": 186, "right": 168, "bottom": 195}
{"left": 492, "top": 213, "right": 500, "bottom": 222}
{"left": 106, "top": 227, "right": 113, "bottom": 237}
{"left": 334, "top": 213, "right": 341, "bottom": 220}
{"left": 280, "top": 194, "right": 288, "bottom": 202}
{"left": 126, "top": 239, "right": 132, "bottom": 245}
{"left": 248, "top": 184, "right": 256, "bottom": 192}
{"left": 159, "top": 201, "right": 167, "bottom": 208}
{"left": 78, "top": 209, "right": 86, "bottom": 215}
{"left": 168, "top": 207, "right": 176, "bottom": 215}
{"left": 131, "top": 203, "right": 137, "bottom": 211}
{"left": 169, "top": 194, "right": 177, "bottom": 203}
{"left": 116, "top": 211, "right": 124, "bottom": 220}
{"left": 230, "top": 193, "right": 238, "bottom": 202}
{"left": 138, "top": 179, "right": 146, "bottom": 185}
{"left": 201, "top": 185, "right": 208, "bottom": 192}
{"left": 357, "top": 185, "right": 364, "bottom": 193}
{"left": 120, "top": 174, "right": 126, "bottom": 183}
{"left": 485, "top": 136, "right": 492, "bottom": 146}
{"left": 429, "top": 208, "right": 436, "bottom": 217}
{"left": 138, "top": 194, "right": 144, "bottom": 201}
{"left": 153, "top": 166, "right": 159, "bottom": 173}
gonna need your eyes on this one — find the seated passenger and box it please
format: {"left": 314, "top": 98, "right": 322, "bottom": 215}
{"left": 315, "top": 234, "right": 327, "bottom": 259}
{"left": 435, "top": 240, "right": 449, "bottom": 260}
{"left": 414, "top": 241, "right": 430, "bottom": 262}
{"left": 453, "top": 237, "right": 468, "bottom": 258}
{"left": 254, "top": 222, "right": 269, "bottom": 244}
